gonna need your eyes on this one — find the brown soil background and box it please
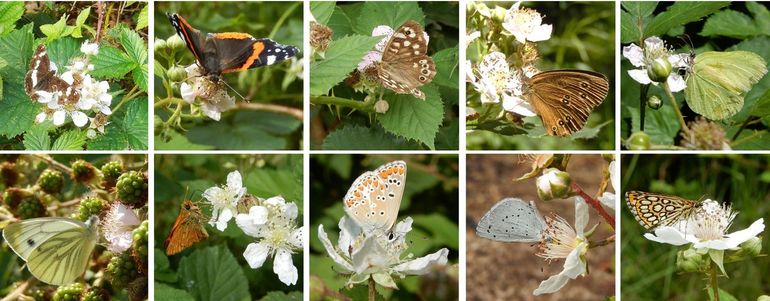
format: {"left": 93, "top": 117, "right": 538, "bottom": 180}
{"left": 466, "top": 155, "right": 615, "bottom": 300}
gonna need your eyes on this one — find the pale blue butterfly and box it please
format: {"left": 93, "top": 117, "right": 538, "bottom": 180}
{"left": 476, "top": 198, "right": 546, "bottom": 242}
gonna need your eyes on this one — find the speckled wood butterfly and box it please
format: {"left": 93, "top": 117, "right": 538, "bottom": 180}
{"left": 376, "top": 20, "right": 436, "bottom": 100}
{"left": 526, "top": 70, "right": 609, "bottom": 136}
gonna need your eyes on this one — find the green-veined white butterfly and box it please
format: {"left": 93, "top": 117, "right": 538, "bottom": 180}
{"left": 684, "top": 50, "right": 768, "bottom": 120}
{"left": 2, "top": 216, "right": 99, "bottom": 285}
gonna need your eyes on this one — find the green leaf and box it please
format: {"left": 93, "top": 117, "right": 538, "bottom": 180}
{"left": 0, "top": 23, "right": 33, "bottom": 84}
{"left": 91, "top": 46, "right": 137, "bottom": 79}
{"left": 154, "top": 249, "right": 178, "bottom": 283}
{"left": 0, "top": 82, "right": 38, "bottom": 138}
{"left": 570, "top": 120, "right": 613, "bottom": 140}
{"left": 51, "top": 130, "right": 86, "bottom": 150}
{"left": 322, "top": 125, "right": 419, "bottom": 150}
{"left": 747, "top": 1, "right": 770, "bottom": 34}
{"left": 644, "top": 2, "right": 729, "bottom": 38}
{"left": 178, "top": 246, "right": 250, "bottom": 301}
{"left": 186, "top": 122, "right": 288, "bottom": 150}
{"left": 412, "top": 213, "right": 459, "bottom": 250}
{"left": 0, "top": 2, "right": 24, "bottom": 35}
{"left": 244, "top": 168, "right": 303, "bottom": 204}
{"left": 46, "top": 38, "right": 80, "bottom": 73}
{"left": 435, "top": 118, "right": 458, "bottom": 150}
{"left": 155, "top": 283, "right": 195, "bottom": 301}
{"left": 71, "top": 7, "right": 90, "bottom": 38}
{"left": 119, "top": 27, "right": 148, "bottom": 65}
{"left": 133, "top": 64, "right": 148, "bottom": 92}
{"left": 431, "top": 46, "right": 458, "bottom": 88}
{"left": 377, "top": 84, "right": 443, "bottom": 149}
{"left": 310, "top": 35, "right": 381, "bottom": 95}
{"left": 327, "top": 6, "right": 357, "bottom": 39}
{"left": 87, "top": 98, "right": 148, "bottom": 150}
{"left": 628, "top": 104, "right": 680, "bottom": 145}
{"left": 707, "top": 288, "right": 738, "bottom": 301}
{"left": 621, "top": 2, "right": 658, "bottom": 18}
{"left": 355, "top": 2, "right": 425, "bottom": 35}
{"left": 22, "top": 125, "right": 52, "bottom": 150}
{"left": 136, "top": 5, "right": 148, "bottom": 30}
{"left": 310, "top": 2, "right": 335, "bottom": 25}
{"left": 155, "top": 131, "right": 214, "bottom": 150}
{"left": 261, "top": 291, "right": 303, "bottom": 301}
{"left": 40, "top": 14, "right": 74, "bottom": 41}
{"left": 700, "top": 10, "right": 758, "bottom": 38}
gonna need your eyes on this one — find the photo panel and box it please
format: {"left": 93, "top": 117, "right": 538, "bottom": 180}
{"left": 154, "top": 1, "right": 304, "bottom": 150}
{"left": 309, "top": 154, "right": 459, "bottom": 299}
{"left": 0, "top": 2, "right": 149, "bottom": 150}
{"left": 309, "top": 2, "right": 460, "bottom": 150}
{"left": 467, "top": 154, "right": 616, "bottom": 299}
{"left": 154, "top": 154, "right": 304, "bottom": 300}
{"left": 620, "top": 2, "right": 770, "bottom": 150}
{"left": 0, "top": 154, "right": 148, "bottom": 300}
{"left": 621, "top": 154, "right": 768, "bottom": 300}
{"left": 466, "top": 2, "right": 616, "bottom": 150}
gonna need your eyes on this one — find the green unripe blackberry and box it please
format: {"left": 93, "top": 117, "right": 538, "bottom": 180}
{"left": 100, "top": 161, "right": 124, "bottom": 188}
{"left": 30, "top": 287, "right": 52, "bottom": 301}
{"left": 3, "top": 187, "right": 32, "bottom": 210}
{"left": 38, "top": 169, "right": 64, "bottom": 194}
{"left": 82, "top": 288, "right": 108, "bottom": 301}
{"left": 71, "top": 160, "right": 98, "bottom": 183}
{"left": 53, "top": 282, "right": 85, "bottom": 301}
{"left": 1, "top": 161, "right": 19, "bottom": 187}
{"left": 76, "top": 197, "right": 107, "bottom": 221}
{"left": 17, "top": 197, "right": 46, "bottom": 219}
{"left": 116, "top": 171, "right": 147, "bottom": 207}
{"left": 132, "top": 220, "right": 149, "bottom": 258}
{"left": 107, "top": 251, "right": 139, "bottom": 288}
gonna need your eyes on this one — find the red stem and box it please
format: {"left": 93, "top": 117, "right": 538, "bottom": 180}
{"left": 571, "top": 182, "right": 615, "bottom": 230}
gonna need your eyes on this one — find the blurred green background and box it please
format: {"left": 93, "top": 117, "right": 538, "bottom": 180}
{"left": 154, "top": 154, "right": 303, "bottom": 300}
{"left": 621, "top": 154, "right": 770, "bottom": 300}
{"left": 309, "top": 154, "right": 459, "bottom": 300}
{"left": 467, "top": 1, "right": 616, "bottom": 150}
{"left": 154, "top": 1, "right": 303, "bottom": 150}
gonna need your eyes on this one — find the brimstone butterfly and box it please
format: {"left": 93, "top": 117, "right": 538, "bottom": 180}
{"left": 684, "top": 50, "right": 768, "bottom": 120}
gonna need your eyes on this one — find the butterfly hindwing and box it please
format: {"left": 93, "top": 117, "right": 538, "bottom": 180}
{"left": 377, "top": 20, "right": 436, "bottom": 99}
{"left": 165, "top": 200, "right": 209, "bottom": 255}
{"left": 528, "top": 70, "right": 609, "bottom": 136}
{"left": 343, "top": 161, "right": 407, "bottom": 234}
{"left": 476, "top": 198, "right": 546, "bottom": 243}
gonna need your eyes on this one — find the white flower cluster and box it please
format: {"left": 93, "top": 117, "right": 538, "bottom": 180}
{"left": 180, "top": 64, "right": 236, "bottom": 121}
{"left": 203, "top": 170, "right": 304, "bottom": 286}
{"left": 35, "top": 41, "right": 112, "bottom": 136}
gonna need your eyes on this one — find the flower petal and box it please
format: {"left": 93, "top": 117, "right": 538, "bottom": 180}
{"left": 667, "top": 73, "right": 687, "bottom": 92}
{"left": 574, "top": 197, "right": 589, "bottom": 236}
{"left": 52, "top": 110, "right": 66, "bottom": 126}
{"left": 622, "top": 44, "right": 645, "bottom": 67}
{"left": 502, "top": 94, "right": 536, "bottom": 116}
{"left": 644, "top": 226, "right": 692, "bottom": 246}
{"left": 289, "top": 227, "right": 304, "bottom": 248}
{"left": 71, "top": 111, "right": 89, "bottom": 127}
{"left": 273, "top": 249, "right": 298, "bottom": 285}
{"left": 599, "top": 192, "right": 616, "bottom": 210}
{"left": 527, "top": 24, "right": 552, "bottom": 42}
{"left": 216, "top": 208, "right": 233, "bottom": 231}
{"left": 317, "top": 224, "right": 354, "bottom": 272}
{"left": 393, "top": 248, "right": 449, "bottom": 275}
{"left": 227, "top": 171, "right": 243, "bottom": 191}
{"left": 532, "top": 243, "right": 587, "bottom": 295}
{"left": 694, "top": 218, "right": 765, "bottom": 250}
{"left": 338, "top": 216, "right": 361, "bottom": 256}
{"left": 243, "top": 242, "right": 270, "bottom": 269}
{"left": 628, "top": 69, "right": 653, "bottom": 85}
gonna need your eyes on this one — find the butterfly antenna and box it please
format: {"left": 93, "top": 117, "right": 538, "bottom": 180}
{"left": 220, "top": 80, "right": 246, "bottom": 101}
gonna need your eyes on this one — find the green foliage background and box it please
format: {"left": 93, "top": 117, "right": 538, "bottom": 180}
{"left": 620, "top": 2, "right": 770, "bottom": 149}
{"left": 466, "top": 1, "right": 616, "bottom": 150}
{"left": 309, "top": 155, "right": 459, "bottom": 300}
{"left": 153, "top": 154, "right": 303, "bottom": 301}
{"left": 309, "top": 1, "right": 460, "bottom": 150}
{"left": 621, "top": 154, "right": 770, "bottom": 300}
{"left": 154, "top": 2, "right": 303, "bottom": 150}
{"left": 0, "top": 2, "right": 148, "bottom": 150}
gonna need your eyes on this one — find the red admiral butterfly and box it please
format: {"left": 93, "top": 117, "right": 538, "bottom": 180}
{"left": 25, "top": 44, "right": 79, "bottom": 104}
{"left": 167, "top": 13, "right": 299, "bottom": 81}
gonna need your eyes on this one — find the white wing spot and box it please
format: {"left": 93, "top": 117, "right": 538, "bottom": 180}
{"left": 267, "top": 55, "right": 276, "bottom": 65}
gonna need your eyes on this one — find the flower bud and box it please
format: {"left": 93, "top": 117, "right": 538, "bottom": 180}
{"left": 492, "top": 7, "right": 508, "bottom": 23}
{"left": 167, "top": 66, "right": 187, "bottom": 82}
{"left": 647, "top": 95, "right": 662, "bottom": 110}
{"left": 375, "top": 99, "right": 390, "bottom": 113}
{"left": 647, "top": 57, "right": 672, "bottom": 83}
{"left": 154, "top": 38, "right": 167, "bottom": 52}
{"left": 676, "top": 248, "right": 706, "bottom": 273}
{"left": 536, "top": 168, "right": 572, "bottom": 201}
{"left": 627, "top": 131, "right": 650, "bottom": 150}
{"left": 166, "top": 34, "right": 186, "bottom": 51}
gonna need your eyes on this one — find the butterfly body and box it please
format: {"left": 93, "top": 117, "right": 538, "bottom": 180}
{"left": 3, "top": 216, "right": 99, "bottom": 285}
{"left": 684, "top": 51, "right": 767, "bottom": 120}
{"left": 476, "top": 198, "right": 546, "bottom": 242}
{"left": 376, "top": 21, "right": 436, "bottom": 100}
{"left": 167, "top": 13, "right": 299, "bottom": 81}
{"left": 526, "top": 69, "right": 609, "bottom": 136}
{"left": 343, "top": 161, "right": 407, "bottom": 234}
{"left": 625, "top": 191, "right": 700, "bottom": 230}
{"left": 165, "top": 200, "right": 209, "bottom": 255}
{"left": 25, "top": 44, "right": 80, "bottom": 104}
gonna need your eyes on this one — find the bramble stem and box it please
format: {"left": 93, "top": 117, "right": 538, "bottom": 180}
{"left": 368, "top": 277, "right": 375, "bottom": 301}
{"left": 311, "top": 95, "right": 374, "bottom": 112}
{"left": 571, "top": 182, "right": 615, "bottom": 229}
{"left": 662, "top": 82, "right": 688, "bottom": 132}
{"left": 710, "top": 260, "right": 720, "bottom": 301}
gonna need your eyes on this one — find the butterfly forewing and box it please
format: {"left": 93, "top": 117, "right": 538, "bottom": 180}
{"left": 377, "top": 20, "right": 436, "bottom": 99}
{"left": 625, "top": 191, "right": 699, "bottom": 230}
{"left": 165, "top": 200, "right": 209, "bottom": 255}
{"left": 343, "top": 161, "right": 407, "bottom": 234}
{"left": 476, "top": 198, "right": 546, "bottom": 242}
{"left": 528, "top": 70, "right": 609, "bottom": 136}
